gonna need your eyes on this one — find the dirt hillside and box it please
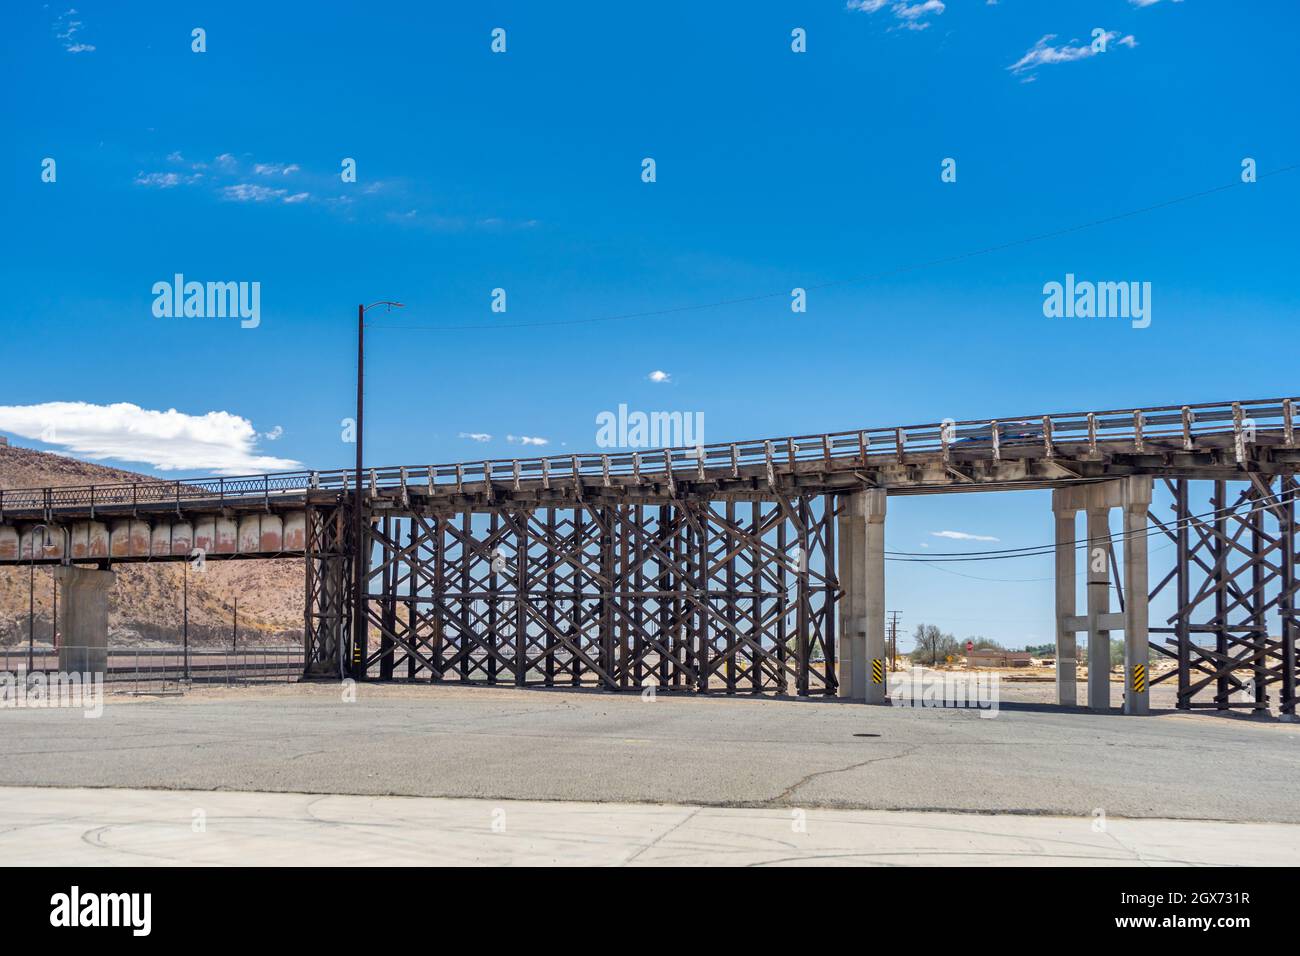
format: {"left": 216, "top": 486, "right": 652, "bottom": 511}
{"left": 0, "top": 443, "right": 303, "bottom": 648}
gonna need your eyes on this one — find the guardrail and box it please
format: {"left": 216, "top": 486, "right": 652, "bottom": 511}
{"left": 0, "top": 398, "right": 1294, "bottom": 516}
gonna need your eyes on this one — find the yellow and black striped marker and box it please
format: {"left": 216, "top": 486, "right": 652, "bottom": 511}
{"left": 871, "top": 659, "right": 884, "bottom": 684}
{"left": 1132, "top": 663, "right": 1146, "bottom": 693}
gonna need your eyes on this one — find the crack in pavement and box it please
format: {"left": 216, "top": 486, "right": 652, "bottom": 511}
{"left": 772, "top": 746, "right": 921, "bottom": 804}
{"left": 619, "top": 805, "right": 702, "bottom": 866}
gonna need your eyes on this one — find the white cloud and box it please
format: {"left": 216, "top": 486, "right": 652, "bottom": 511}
{"left": 223, "top": 183, "right": 283, "bottom": 202}
{"left": 847, "top": 0, "right": 945, "bottom": 31}
{"left": 138, "top": 155, "right": 312, "bottom": 205}
{"left": 131, "top": 156, "right": 515, "bottom": 226}
{"left": 647, "top": 370, "right": 672, "bottom": 383}
{"left": 134, "top": 171, "right": 201, "bottom": 189}
{"left": 1009, "top": 32, "right": 1137, "bottom": 75}
{"left": 54, "top": 8, "right": 95, "bottom": 53}
{"left": 253, "top": 162, "right": 301, "bottom": 176}
{"left": 931, "top": 530, "right": 1001, "bottom": 542}
{"left": 893, "top": 1, "right": 945, "bottom": 23}
{"left": 1130, "top": 0, "right": 1181, "bottom": 6}
{"left": 507, "top": 435, "right": 549, "bottom": 446}
{"left": 263, "top": 425, "right": 284, "bottom": 441}
{"left": 223, "top": 183, "right": 292, "bottom": 203}
{"left": 0, "top": 402, "right": 301, "bottom": 474}
{"left": 458, "top": 432, "right": 492, "bottom": 442}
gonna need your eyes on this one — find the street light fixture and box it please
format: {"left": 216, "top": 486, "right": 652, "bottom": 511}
{"left": 352, "top": 300, "right": 403, "bottom": 680}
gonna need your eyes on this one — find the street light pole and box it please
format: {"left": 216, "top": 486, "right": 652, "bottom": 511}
{"left": 352, "top": 300, "right": 403, "bottom": 681}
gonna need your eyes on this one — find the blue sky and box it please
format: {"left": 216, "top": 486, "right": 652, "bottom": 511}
{"left": 2, "top": 1, "right": 1297, "bottom": 647}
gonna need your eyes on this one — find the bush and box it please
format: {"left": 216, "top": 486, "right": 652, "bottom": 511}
{"left": 909, "top": 623, "right": 960, "bottom": 666}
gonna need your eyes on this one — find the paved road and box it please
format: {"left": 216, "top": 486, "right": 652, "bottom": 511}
{"left": 2, "top": 785, "right": 1295, "bottom": 866}
{"left": 1, "top": 683, "right": 1296, "bottom": 823}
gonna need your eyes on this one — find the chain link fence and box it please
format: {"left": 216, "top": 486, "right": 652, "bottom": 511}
{"left": 0, "top": 645, "right": 303, "bottom": 694}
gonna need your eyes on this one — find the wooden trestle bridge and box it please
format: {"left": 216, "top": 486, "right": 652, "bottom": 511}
{"left": 1, "top": 397, "right": 1297, "bottom": 716}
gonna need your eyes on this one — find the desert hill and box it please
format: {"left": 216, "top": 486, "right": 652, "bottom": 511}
{"left": 0, "top": 443, "right": 303, "bottom": 648}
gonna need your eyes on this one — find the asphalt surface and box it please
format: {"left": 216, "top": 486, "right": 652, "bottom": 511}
{"left": 1, "top": 682, "right": 1297, "bottom": 823}
{"left": 4, "top": 786, "right": 1295, "bottom": 866}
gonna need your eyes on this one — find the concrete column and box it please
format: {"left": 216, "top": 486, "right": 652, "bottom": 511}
{"left": 837, "top": 488, "right": 887, "bottom": 703}
{"left": 864, "top": 488, "right": 887, "bottom": 704}
{"left": 1086, "top": 506, "right": 1112, "bottom": 710}
{"left": 1122, "top": 477, "right": 1152, "bottom": 715}
{"left": 836, "top": 498, "right": 863, "bottom": 700}
{"left": 1052, "top": 492, "right": 1078, "bottom": 706}
{"left": 55, "top": 566, "right": 115, "bottom": 675}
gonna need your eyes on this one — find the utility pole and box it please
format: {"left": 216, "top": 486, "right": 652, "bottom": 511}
{"left": 352, "top": 300, "right": 403, "bottom": 682}
{"left": 887, "top": 611, "right": 901, "bottom": 671}
{"left": 232, "top": 597, "right": 238, "bottom": 652}
{"left": 353, "top": 302, "right": 365, "bottom": 682}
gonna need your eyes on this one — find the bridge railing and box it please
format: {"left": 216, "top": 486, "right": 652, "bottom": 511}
{"left": 0, "top": 398, "right": 1293, "bottom": 517}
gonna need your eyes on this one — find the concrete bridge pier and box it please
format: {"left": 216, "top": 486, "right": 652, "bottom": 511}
{"left": 1120, "top": 477, "right": 1152, "bottom": 716}
{"left": 838, "top": 488, "right": 887, "bottom": 703}
{"left": 1053, "top": 499, "right": 1078, "bottom": 705}
{"left": 1086, "top": 504, "right": 1113, "bottom": 710}
{"left": 54, "top": 566, "right": 115, "bottom": 676}
{"left": 1052, "top": 477, "right": 1152, "bottom": 714}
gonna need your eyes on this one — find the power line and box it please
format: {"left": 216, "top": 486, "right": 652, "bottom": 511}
{"left": 370, "top": 162, "right": 1298, "bottom": 333}
{"left": 886, "top": 485, "right": 1298, "bottom": 564}
{"left": 910, "top": 551, "right": 1169, "bottom": 585}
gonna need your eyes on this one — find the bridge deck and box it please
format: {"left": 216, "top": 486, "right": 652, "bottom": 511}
{"left": 0, "top": 398, "right": 1295, "bottom": 565}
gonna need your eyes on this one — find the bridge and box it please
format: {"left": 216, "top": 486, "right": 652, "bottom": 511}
{"left": 2, "top": 397, "right": 1297, "bottom": 717}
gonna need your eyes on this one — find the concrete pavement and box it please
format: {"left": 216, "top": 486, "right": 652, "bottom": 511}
{"left": 2, "top": 785, "right": 1296, "bottom": 866}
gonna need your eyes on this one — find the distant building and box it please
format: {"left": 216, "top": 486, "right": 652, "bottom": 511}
{"left": 966, "top": 649, "right": 1033, "bottom": 668}
{"left": 0, "top": 435, "right": 8, "bottom": 446}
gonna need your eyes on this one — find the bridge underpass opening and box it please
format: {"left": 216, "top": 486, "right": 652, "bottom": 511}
{"left": 888, "top": 477, "right": 1299, "bottom": 716}
{"left": 888, "top": 482, "right": 1148, "bottom": 713}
